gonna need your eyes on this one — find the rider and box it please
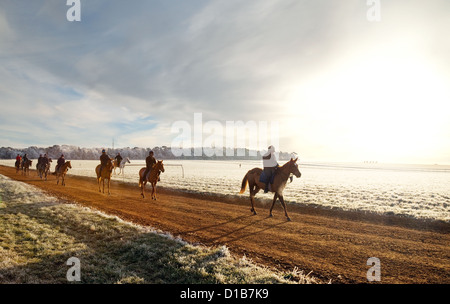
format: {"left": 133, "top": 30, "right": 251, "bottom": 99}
{"left": 15, "top": 154, "right": 22, "bottom": 168}
{"left": 99, "top": 149, "right": 111, "bottom": 175}
{"left": 115, "top": 152, "right": 123, "bottom": 167}
{"left": 262, "top": 145, "right": 279, "bottom": 193}
{"left": 143, "top": 150, "right": 156, "bottom": 181}
{"left": 41, "top": 153, "right": 49, "bottom": 168}
{"left": 55, "top": 154, "right": 65, "bottom": 173}
{"left": 22, "top": 154, "right": 29, "bottom": 167}
{"left": 37, "top": 154, "right": 43, "bottom": 168}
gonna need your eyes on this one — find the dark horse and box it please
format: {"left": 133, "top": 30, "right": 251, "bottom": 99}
{"left": 239, "top": 158, "right": 301, "bottom": 221}
{"left": 21, "top": 159, "right": 33, "bottom": 176}
{"left": 37, "top": 158, "right": 52, "bottom": 181}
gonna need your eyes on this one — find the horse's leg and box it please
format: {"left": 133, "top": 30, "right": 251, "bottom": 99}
{"left": 278, "top": 195, "right": 291, "bottom": 221}
{"left": 152, "top": 182, "right": 157, "bottom": 200}
{"left": 141, "top": 181, "right": 146, "bottom": 198}
{"left": 108, "top": 178, "right": 111, "bottom": 195}
{"left": 250, "top": 194, "right": 257, "bottom": 215}
{"left": 249, "top": 183, "right": 258, "bottom": 215}
{"left": 269, "top": 193, "right": 278, "bottom": 217}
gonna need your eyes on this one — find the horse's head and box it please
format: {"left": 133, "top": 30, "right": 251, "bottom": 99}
{"left": 288, "top": 158, "right": 301, "bottom": 178}
{"left": 67, "top": 161, "right": 72, "bottom": 169}
{"left": 126, "top": 157, "right": 131, "bottom": 163}
{"left": 107, "top": 158, "right": 114, "bottom": 168}
{"left": 156, "top": 160, "right": 165, "bottom": 173}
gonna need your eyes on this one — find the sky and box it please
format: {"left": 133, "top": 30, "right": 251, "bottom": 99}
{"left": 0, "top": 0, "right": 449, "bottom": 164}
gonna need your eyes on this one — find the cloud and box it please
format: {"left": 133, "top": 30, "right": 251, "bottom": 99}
{"left": 0, "top": 0, "right": 449, "bottom": 163}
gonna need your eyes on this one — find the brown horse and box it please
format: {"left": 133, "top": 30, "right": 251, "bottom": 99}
{"left": 21, "top": 159, "right": 33, "bottom": 176}
{"left": 95, "top": 159, "right": 114, "bottom": 195}
{"left": 139, "top": 160, "right": 165, "bottom": 200}
{"left": 56, "top": 161, "right": 72, "bottom": 186}
{"left": 239, "top": 158, "right": 301, "bottom": 221}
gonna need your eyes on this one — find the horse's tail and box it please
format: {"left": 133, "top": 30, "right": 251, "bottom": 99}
{"left": 239, "top": 172, "right": 248, "bottom": 194}
{"left": 138, "top": 169, "right": 143, "bottom": 187}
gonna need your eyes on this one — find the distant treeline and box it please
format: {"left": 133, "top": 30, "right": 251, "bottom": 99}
{"left": 0, "top": 145, "right": 293, "bottom": 160}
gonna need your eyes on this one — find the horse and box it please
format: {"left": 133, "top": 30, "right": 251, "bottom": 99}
{"left": 15, "top": 159, "right": 21, "bottom": 173}
{"left": 21, "top": 159, "right": 33, "bottom": 176}
{"left": 113, "top": 157, "right": 130, "bottom": 175}
{"left": 95, "top": 159, "right": 114, "bottom": 195}
{"left": 138, "top": 160, "right": 165, "bottom": 200}
{"left": 56, "top": 161, "right": 72, "bottom": 186}
{"left": 37, "top": 158, "right": 52, "bottom": 181}
{"left": 239, "top": 158, "right": 301, "bottom": 221}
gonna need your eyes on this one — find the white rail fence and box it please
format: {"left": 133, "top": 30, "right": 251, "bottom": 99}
{"left": 123, "top": 163, "right": 184, "bottom": 178}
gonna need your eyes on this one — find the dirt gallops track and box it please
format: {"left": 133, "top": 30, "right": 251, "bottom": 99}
{"left": 1, "top": 165, "right": 449, "bottom": 283}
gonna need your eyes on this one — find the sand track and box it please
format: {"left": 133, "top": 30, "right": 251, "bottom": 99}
{"left": 1, "top": 165, "right": 448, "bottom": 283}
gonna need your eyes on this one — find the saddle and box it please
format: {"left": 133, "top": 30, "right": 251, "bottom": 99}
{"left": 259, "top": 169, "right": 277, "bottom": 184}
{"left": 141, "top": 168, "right": 152, "bottom": 181}
{"left": 260, "top": 167, "right": 278, "bottom": 193}
{"left": 142, "top": 168, "right": 161, "bottom": 182}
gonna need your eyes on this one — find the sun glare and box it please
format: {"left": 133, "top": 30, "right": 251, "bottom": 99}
{"left": 286, "top": 47, "right": 450, "bottom": 163}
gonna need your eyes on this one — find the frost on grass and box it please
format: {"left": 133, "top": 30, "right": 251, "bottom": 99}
{"left": 0, "top": 174, "right": 317, "bottom": 284}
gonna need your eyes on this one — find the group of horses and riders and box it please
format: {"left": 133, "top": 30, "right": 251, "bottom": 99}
{"left": 14, "top": 145, "right": 300, "bottom": 220}
{"left": 15, "top": 153, "right": 71, "bottom": 184}
{"left": 95, "top": 149, "right": 164, "bottom": 198}
{"left": 15, "top": 153, "right": 32, "bottom": 175}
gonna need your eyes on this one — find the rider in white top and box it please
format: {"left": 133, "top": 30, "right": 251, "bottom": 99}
{"left": 262, "top": 145, "right": 279, "bottom": 193}
{"left": 263, "top": 145, "right": 278, "bottom": 167}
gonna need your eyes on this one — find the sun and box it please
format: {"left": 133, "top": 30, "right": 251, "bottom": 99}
{"left": 284, "top": 48, "right": 450, "bottom": 163}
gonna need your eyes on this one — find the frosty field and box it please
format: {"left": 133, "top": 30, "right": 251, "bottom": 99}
{"left": 1, "top": 159, "right": 449, "bottom": 222}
